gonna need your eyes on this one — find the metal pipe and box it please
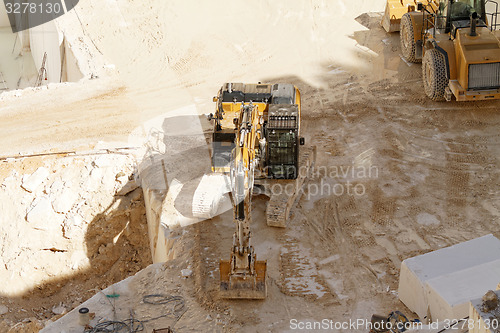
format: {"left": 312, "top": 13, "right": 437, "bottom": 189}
{"left": 470, "top": 11, "right": 478, "bottom": 36}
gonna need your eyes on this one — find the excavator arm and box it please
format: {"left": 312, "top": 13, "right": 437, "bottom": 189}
{"left": 210, "top": 83, "right": 315, "bottom": 298}
{"left": 219, "top": 103, "right": 267, "bottom": 299}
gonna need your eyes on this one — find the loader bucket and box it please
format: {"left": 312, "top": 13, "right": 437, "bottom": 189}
{"left": 219, "top": 260, "right": 267, "bottom": 299}
{"left": 382, "top": 0, "right": 415, "bottom": 32}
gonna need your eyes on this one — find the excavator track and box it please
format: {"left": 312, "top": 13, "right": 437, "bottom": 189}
{"left": 266, "top": 146, "right": 316, "bottom": 227}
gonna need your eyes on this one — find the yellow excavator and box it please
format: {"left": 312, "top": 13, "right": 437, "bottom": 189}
{"left": 209, "top": 83, "right": 315, "bottom": 299}
{"left": 382, "top": 0, "right": 500, "bottom": 101}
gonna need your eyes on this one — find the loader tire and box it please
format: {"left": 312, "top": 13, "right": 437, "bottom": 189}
{"left": 422, "top": 49, "right": 448, "bottom": 101}
{"left": 400, "top": 13, "right": 420, "bottom": 63}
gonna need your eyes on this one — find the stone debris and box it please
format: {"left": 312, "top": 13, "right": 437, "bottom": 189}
{"left": 51, "top": 188, "right": 79, "bottom": 213}
{"left": 416, "top": 212, "right": 440, "bottom": 226}
{"left": 1, "top": 150, "right": 149, "bottom": 330}
{"left": 90, "top": 166, "right": 103, "bottom": 180}
{"left": 26, "top": 197, "right": 64, "bottom": 231}
{"left": 63, "top": 221, "right": 81, "bottom": 240}
{"left": 2, "top": 170, "right": 18, "bottom": 182}
{"left": 483, "top": 290, "right": 499, "bottom": 312}
{"left": 51, "top": 304, "right": 67, "bottom": 315}
{"left": 116, "top": 177, "right": 139, "bottom": 196}
{"left": 181, "top": 268, "right": 193, "bottom": 278}
{"left": 93, "top": 155, "right": 112, "bottom": 168}
{"left": 70, "top": 250, "right": 89, "bottom": 270}
{"left": 21, "top": 167, "right": 50, "bottom": 193}
{"left": 3, "top": 154, "right": 140, "bottom": 297}
{"left": 48, "top": 178, "right": 65, "bottom": 194}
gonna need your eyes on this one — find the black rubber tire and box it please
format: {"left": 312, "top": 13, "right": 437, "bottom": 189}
{"left": 400, "top": 13, "right": 420, "bottom": 63}
{"left": 422, "top": 49, "right": 448, "bottom": 101}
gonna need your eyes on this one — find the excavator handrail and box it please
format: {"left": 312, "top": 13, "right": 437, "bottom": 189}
{"left": 486, "top": 0, "right": 500, "bottom": 30}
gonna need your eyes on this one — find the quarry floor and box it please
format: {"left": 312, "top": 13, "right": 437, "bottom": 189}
{"left": 1, "top": 0, "right": 500, "bottom": 332}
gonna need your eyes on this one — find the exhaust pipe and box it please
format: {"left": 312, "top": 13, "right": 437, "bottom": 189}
{"left": 470, "top": 11, "right": 478, "bottom": 36}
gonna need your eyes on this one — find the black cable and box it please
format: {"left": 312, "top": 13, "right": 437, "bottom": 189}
{"left": 84, "top": 294, "right": 185, "bottom": 333}
{"left": 142, "top": 294, "right": 186, "bottom": 322}
{"left": 84, "top": 318, "right": 144, "bottom": 333}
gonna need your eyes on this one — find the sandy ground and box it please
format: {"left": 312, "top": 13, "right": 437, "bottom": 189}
{"left": 0, "top": 0, "right": 385, "bottom": 156}
{"left": 1, "top": 0, "right": 500, "bottom": 331}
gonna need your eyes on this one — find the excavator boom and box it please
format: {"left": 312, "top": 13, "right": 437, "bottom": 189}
{"left": 219, "top": 103, "right": 267, "bottom": 299}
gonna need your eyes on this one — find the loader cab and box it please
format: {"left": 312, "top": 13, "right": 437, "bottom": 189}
{"left": 438, "top": 0, "right": 487, "bottom": 34}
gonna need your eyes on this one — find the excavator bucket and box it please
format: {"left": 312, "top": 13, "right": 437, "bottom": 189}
{"left": 381, "top": 0, "right": 417, "bottom": 32}
{"left": 219, "top": 260, "right": 267, "bottom": 299}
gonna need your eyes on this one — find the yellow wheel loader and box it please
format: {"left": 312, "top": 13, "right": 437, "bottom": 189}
{"left": 382, "top": 0, "right": 436, "bottom": 32}
{"left": 382, "top": 0, "right": 500, "bottom": 101}
{"left": 208, "top": 83, "right": 315, "bottom": 299}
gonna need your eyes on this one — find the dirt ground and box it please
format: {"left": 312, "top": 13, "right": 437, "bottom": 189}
{"left": 174, "top": 11, "right": 500, "bottom": 333}
{"left": 1, "top": 0, "right": 500, "bottom": 332}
